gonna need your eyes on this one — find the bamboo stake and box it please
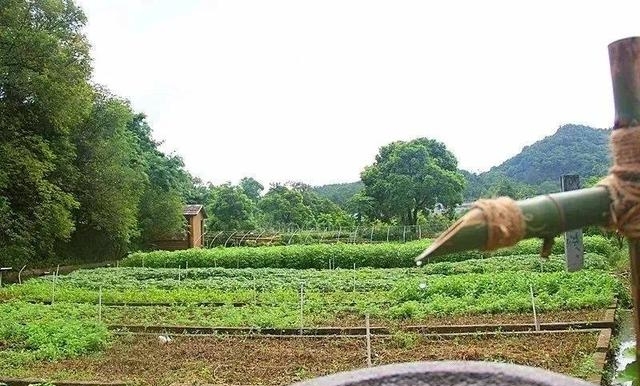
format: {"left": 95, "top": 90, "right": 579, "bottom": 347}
{"left": 529, "top": 284, "right": 539, "bottom": 331}
{"left": 18, "top": 265, "right": 26, "bottom": 284}
{"left": 365, "top": 314, "right": 372, "bottom": 367}
{"left": 299, "top": 283, "right": 305, "bottom": 335}
{"left": 98, "top": 286, "right": 102, "bottom": 322}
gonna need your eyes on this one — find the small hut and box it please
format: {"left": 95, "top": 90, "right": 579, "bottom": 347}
{"left": 154, "top": 204, "right": 208, "bottom": 251}
{"left": 183, "top": 204, "right": 207, "bottom": 248}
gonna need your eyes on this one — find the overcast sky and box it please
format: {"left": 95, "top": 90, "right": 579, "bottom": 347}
{"left": 75, "top": 0, "right": 640, "bottom": 187}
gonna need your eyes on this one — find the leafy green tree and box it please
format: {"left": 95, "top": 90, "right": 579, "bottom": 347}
{"left": 361, "top": 138, "right": 465, "bottom": 225}
{"left": 183, "top": 176, "right": 211, "bottom": 205}
{"left": 127, "top": 114, "right": 187, "bottom": 248}
{"left": 206, "top": 184, "right": 258, "bottom": 231}
{"left": 259, "top": 184, "right": 312, "bottom": 228}
{"left": 312, "top": 182, "right": 364, "bottom": 208}
{"left": 239, "top": 177, "right": 264, "bottom": 202}
{"left": 0, "top": 0, "right": 92, "bottom": 264}
{"left": 346, "top": 191, "right": 376, "bottom": 224}
{"left": 62, "top": 91, "right": 146, "bottom": 260}
{"left": 487, "top": 178, "right": 518, "bottom": 199}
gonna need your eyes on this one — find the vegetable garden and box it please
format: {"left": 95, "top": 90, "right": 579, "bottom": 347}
{"left": 0, "top": 236, "right": 624, "bottom": 385}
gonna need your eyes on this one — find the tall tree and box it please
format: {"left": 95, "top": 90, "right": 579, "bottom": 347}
{"left": 361, "top": 138, "right": 465, "bottom": 225}
{"left": 62, "top": 90, "right": 146, "bottom": 260}
{"left": 206, "top": 184, "right": 258, "bottom": 231}
{"left": 0, "top": 0, "right": 92, "bottom": 264}
{"left": 259, "top": 184, "right": 312, "bottom": 228}
{"left": 239, "top": 177, "right": 264, "bottom": 202}
{"left": 127, "top": 114, "right": 187, "bottom": 248}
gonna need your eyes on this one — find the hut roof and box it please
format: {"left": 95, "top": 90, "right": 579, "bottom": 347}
{"left": 183, "top": 204, "right": 207, "bottom": 218}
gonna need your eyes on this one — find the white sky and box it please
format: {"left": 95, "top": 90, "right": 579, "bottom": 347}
{"left": 75, "top": 0, "right": 640, "bottom": 187}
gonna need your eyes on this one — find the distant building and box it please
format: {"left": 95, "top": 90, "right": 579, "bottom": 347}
{"left": 433, "top": 202, "right": 445, "bottom": 215}
{"left": 154, "top": 204, "right": 208, "bottom": 251}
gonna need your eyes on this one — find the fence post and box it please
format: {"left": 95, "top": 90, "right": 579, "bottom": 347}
{"left": 98, "top": 286, "right": 102, "bottom": 322}
{"left": 18, "top": 265, "right": 26, "bottom": 284}
{"left": 51, "top": 272, "right": 56, "bottom": 304}
{"left": 561, "top": 174, "right": 584, "bottom": 272}
{"left": 366, "top": 314, "right": 372, "bottom": 367}
{"left": 299, "top": 283, "right": 305, "bottom": 335}
{"left": 353, "top": 263, "right": 356, "bottom": 293}
{"left": 530, "top": 284, "right": 539, "bottom": 331}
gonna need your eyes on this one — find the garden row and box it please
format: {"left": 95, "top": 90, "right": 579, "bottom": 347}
{"left": 1, "top": 270, "right": 623, "bottom": 314}
{"left": 124, "top": 235, "right": 617, "bottom": 269}
{"left": 9, "top": 253, "right": 609, "bottom": 291}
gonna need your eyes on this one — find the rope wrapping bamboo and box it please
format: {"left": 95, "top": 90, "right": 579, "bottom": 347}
{"left": 473, "top": 197, "right": 526, "bottom": 251}
{"left": 598, "top": 126, "right": 640, "bottom": 238}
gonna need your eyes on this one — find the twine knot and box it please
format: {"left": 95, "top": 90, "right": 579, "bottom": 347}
{"left": 473, "top": 197, "right": 526, "bottom": 251}
{"left": 598, "top": 126, "right": 640, "bottom": 239}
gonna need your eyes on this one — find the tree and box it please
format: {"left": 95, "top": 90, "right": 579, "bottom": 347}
{"left": 127, "top": 114, "right": 187, "bottom": 248}
{"left": 346, "top": 191, "right": 375, "bottom": 224}
{"left": 361, "top": 138, "right": 465, "bottom": 225}
{"left": 62, "top": 90, "right": 146, "bottom": 260}
{"left": 0, "top": 0, "right": 92, "bottom": 265}
{"left": 206, "top": 184, "right": 258, "bottom": 231}
{"left": 259, "top": 184, "right": 312, "bottom": 228}
{"left": 239, "top": 177, "right": 264, "bottom": 202}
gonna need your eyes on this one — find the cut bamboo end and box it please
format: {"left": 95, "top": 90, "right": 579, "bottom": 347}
{"left": 415, "top": 208, "right": 485, "bottom": 263}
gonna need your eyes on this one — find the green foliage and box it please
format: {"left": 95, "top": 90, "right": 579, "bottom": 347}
{"left": 0, "top": 0, "right": 92, "bottom": 265}
{"left": 312, "top": 181, "right": 364, "bottom": 208}
{"left": 207, "top": 183, "right": 258, "bottom": 231}
{"left": 256, "top": 183, "right": 354, "bottom": 229}
{"left": 259, "top": 184, "right": 313, "bottom": 227}
{"left": 128, "top": 114, "right": 188, "bottom": 249}
{"left": 0, "top": 0, "right": 192, "bottom": 266}
{"left": 239, "top": 177, "right": 264, "bottom": 202}
{"left": 122, "top": 235, "right": 617, "bottom": 269}
{"left": 61, "top": 90, "right": 146, "bottom": 261}
{"left": 361, "top": 138, "right": 465, "bottom": 225}
{"left": 0, "top": 301, "right": 109, "bottom": 368}
{"left": 0, "top": 268, "right": 619, "bottom": 327}
{"left": 463, "top": 125, "right": 611, "bottom": 200}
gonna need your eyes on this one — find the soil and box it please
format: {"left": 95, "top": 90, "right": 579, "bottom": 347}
{"left": 11, "top": 331, "right": 598, "bottom": 385}
{"left": 336, "top": 309, "right": 609, "bottom": 327}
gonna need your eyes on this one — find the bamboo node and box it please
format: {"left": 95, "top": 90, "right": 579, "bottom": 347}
{"left": 598, "top": 126, "right": 640, "bottom": 239}
{"left": 473, "top": 197, "right": 526, "bottom": 251}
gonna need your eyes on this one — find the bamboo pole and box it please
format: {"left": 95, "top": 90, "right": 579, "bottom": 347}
{"left": 416, "top": 187, "right": 611, "bottom": 261}
{"left": 609, "top": 36, "right": 640, "bottom": 369}
{"left": 415, "top": 36, "right": 640, "bottom": 367}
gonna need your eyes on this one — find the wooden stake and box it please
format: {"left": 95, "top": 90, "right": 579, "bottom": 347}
{"left": 299, "top": 283, "right": 305, "bottom": 335}
{"left": 18, "top": 265, "right": 26, "bottom": 284}
{"left": 529, "top": 284, "right": 539, "bottom": 331}
{"left": 98, "top": 286, "right": 102, "bottom": 322}
{"left": 366, "top": 314, "right": 372, "bottom": 367}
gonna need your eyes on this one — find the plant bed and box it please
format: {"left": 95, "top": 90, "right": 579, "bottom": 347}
{"left": 2, "top": 331, "right": 601, "bottom": 385}
{"left": 107, "top": 317, "right": 613, "bottom": 336}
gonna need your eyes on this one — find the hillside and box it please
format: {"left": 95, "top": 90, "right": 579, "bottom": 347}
{"left": 463, "top": 124, "right": 611, "bottom": 199}
{"left": 485, "top": 124, "right": 610, "bottom": 185}
{"left": 312, "top": 181, "right": 363, "bottom": 208}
